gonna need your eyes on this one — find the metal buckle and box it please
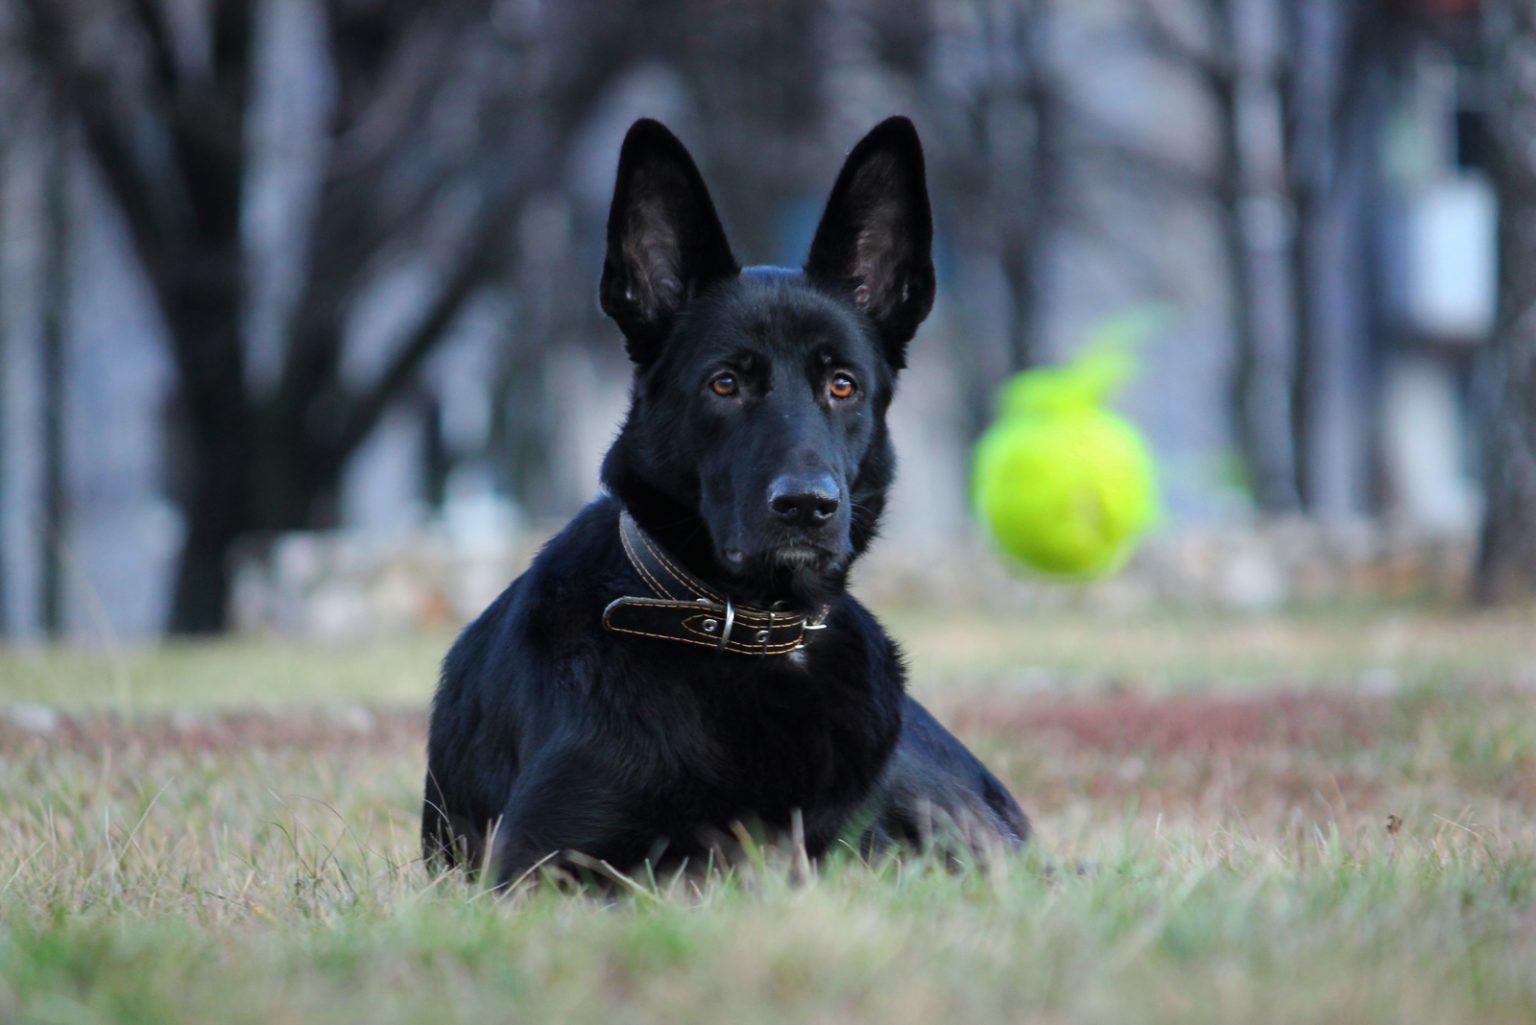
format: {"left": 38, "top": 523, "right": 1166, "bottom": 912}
{"left": 716, "top": 596, "right": 735, "bottom": 650}
{"left": 796, "top": 606, "right": 830, "bottom": 650}
{"left": 697, "top": 596, "right": 735, "bottom": 650}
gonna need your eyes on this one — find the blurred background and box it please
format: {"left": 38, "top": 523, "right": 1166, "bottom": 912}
{"left": 0, "top": 0, "right": 1532, "bottom": 642}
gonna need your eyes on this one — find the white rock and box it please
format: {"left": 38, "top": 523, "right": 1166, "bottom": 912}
{"left": 7, "top": 703, "right": 61, "bottom": 734}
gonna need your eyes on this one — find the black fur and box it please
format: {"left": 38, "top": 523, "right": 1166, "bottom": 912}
{"left": 423, "top": 117, "right": 1029, "bottom": 885}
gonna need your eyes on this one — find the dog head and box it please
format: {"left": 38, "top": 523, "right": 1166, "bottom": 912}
{"left": 599, "top": 117, "right": 934, "bottom": 606}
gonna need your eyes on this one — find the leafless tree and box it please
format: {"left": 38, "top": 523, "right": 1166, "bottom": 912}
{"left": 1474, "top": 0, "right": 1536, "bottom": 603}
{"left": 1279, "top": 0, "right": 1394, "bottom": 515}
{"left": 1138, "top": 0, "right": 1300, "bottom": 511}
{"left": 1134, "top": 0, "right": 1390, "bottom": 513}
{"left": 38, "top": 91, "right": 67, "bottom": 636}
{"left": 0, "top": 12, "right": 15, "bottom": 635}
{"left": 926, "top": 0, "right": 1062, "bottom": 382}
{"left": 13, "top": 0, "right": 636, "bottom": 631}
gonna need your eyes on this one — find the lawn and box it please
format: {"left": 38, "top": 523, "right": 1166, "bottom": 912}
{"left": 2, "top": 603, "right": 1534, "bottom": 1024}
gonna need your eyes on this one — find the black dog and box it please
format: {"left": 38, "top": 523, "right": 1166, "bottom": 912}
{"left": 422, "top": 117, "right": 1029, "bottom": 886}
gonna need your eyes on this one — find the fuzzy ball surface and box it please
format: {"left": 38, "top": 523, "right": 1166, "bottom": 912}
{"left": 973, "top": 408, "right": 1155, "bottom": 577}
{"left": 972, "top": 330, "right": 1159, "bottom": 579}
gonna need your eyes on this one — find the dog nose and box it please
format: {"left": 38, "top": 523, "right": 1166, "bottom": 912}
{"left": 768, "top": 472, "right": 840, "bottom": 527}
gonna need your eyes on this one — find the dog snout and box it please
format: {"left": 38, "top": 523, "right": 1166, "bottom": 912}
{"left": 768, "top": 471, "right": 840, "bottom": 528}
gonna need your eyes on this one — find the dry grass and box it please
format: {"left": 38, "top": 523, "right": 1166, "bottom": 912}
{"left": 2, "top": 604, "right": 1535, "bottom": 1024}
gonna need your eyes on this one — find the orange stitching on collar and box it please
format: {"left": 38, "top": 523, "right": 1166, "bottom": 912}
{"left": 636, "top": 525, "right": 723, "bottom": 602}
{"left": 619, "top": 516, "right": 675, "bottom": 600}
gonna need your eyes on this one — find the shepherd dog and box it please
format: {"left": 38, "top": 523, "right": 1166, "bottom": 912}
{"left": 422, "top": 116, "right": 1029, "bottom": 886}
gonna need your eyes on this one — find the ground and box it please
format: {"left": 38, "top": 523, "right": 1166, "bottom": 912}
{"left": 2, "top": 602, "right": 1534, "bottom": 1024}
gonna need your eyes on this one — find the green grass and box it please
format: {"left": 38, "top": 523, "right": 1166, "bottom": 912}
{"left": 2, "top": 601, "right": 1530, "bottom": 709}
{"left": 0, "top": 633, "right": 448, "bottom": 710}
{"left": 2, "top": 605, "right": 1535, "bottom": 1024}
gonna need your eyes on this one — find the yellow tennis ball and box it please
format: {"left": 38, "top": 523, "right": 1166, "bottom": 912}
{"left": 973, "top": 408, "right": 1156, "bottom": 578}
{"left": 971, "top": 316, "right": 1161, "bottom": 579}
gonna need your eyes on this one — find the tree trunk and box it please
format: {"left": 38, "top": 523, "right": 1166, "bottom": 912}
{"left": 1474, "top": 0, "right": 1536, "bottom": 602}
{"left": 1000, "top": 0, "right": 1057, "bottom": 373}
{"left": 168, "top": 440, "right": 248, "bottom": 634}
{"left": 1000, "top": 236, "right": 1041, "bottom": 372}
{"left": 40, "top": 112, "right": 69, "bottom": 636}
{"left": 1288, "top": 194, "right": 1318, "bottom": 509}
{"left": 1214, "top": 54, "right": 1300, "bottom": 512}
{"left": 1282, "top": 0, "right": 1383, "bottom": 518}
{"left": 1474, "top": 344, "right": 1536, "bottom": 603}
{"left": 0, "top": 281, "right": 5, "bottom": 638}
{"left": 1283, "top": 0, "right": 1326, "bottom": 512}
{"left": 1290, "top": 189, "right": 1369, "bottom": 517}
{"left": 0, "top": 150, "right": 8, "bottom": 636}
{"left": 164, "top": 259, "right": 252, "bottom": 634}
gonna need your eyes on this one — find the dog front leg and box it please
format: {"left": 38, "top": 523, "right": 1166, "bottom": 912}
{"left": 488, "top": 749, "right": 649, "bottom": 889}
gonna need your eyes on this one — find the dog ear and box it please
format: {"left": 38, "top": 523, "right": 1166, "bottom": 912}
{"left": 804, "top": 117, "right": 935, "bottom": 369}
{"left": 599, "top": 119, "right": 739, "bottom": 363}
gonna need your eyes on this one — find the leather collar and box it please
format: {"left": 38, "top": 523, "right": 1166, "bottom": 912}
{"left": 602, "top": 509, "right": 829, "bottom": 656}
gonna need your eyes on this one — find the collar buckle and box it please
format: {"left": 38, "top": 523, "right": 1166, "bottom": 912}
{"left": 698, "top": 596, "right": 735, "bottom": 651}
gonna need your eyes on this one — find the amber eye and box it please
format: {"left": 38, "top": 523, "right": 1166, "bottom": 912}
{"left": 709, "top": 373, "right": 739, "bottom": 397}
{"left": 829, "top": 372, "right": 858, "bottom": 400}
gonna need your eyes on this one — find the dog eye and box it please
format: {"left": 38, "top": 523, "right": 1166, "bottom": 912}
{"left": 709, "top": 373, "right": 739, "bottom": 397}
{"left": 829, "top": 373, "right": 858, "bottom": 400}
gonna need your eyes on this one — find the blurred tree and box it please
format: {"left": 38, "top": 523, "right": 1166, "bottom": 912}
{"left": 0, "top": 20, "right": 13, "bottom": 636}
{"left": 694, "top": 0, "right": 822, "bottom": 258}
{"left": 1475, "top": 0, "right": 1536, "bottom": 603}
{"left": 1280, "top": 0, "right": 1337, "bottom": 512}
{"left": 1279, "top": 0, "right": 1392, "bottom": 515}
{"left": 1139, "top": 0, "right": 1301, "bottom": 511}
{"left": 1137, "top": 0, "right": 1387, "bottom": 513}
{"left": 908, "top": 0, "right": 1063, "bottom": 435}
{"left": 39, "top": 92, "right": 67, "bottom": 636}
{"left": 962, "top": 0, "right": 1060, "bottom": 376}
{"left": 490, "top": 202, "right": 568, "bottom": 519}
{"left": 0, "top": 226, "right": 5, "bottom": 634}
{"left": 15, "top": 0, "right": 633, "bottom": 631}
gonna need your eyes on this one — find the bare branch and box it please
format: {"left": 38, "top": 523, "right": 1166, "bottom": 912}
{"left": 324, "top": 10, "right": 456, "bottom": 177}
{"left": 277, "top": 1, "right": 635, "bottom": 443}
{"left": 331, "top": 210, "right": 509, "bottom": 463}
{"left": 126, "top": 0, "right": 178, "bottom": 93}
{"left": 15, "top": 0, "right": 186, "bottom": 276}
{"left": 1068, "top": 96, "right": 1220, "bottom": 200}
{"left": 269, "top": 9, "right": 480, "bottom": 421}
{"left": 1076, "top": 135, "right": 1220, "bottom": 202}
{"left": 1132, "top": 0, "right": 1227, "bottom": 89}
